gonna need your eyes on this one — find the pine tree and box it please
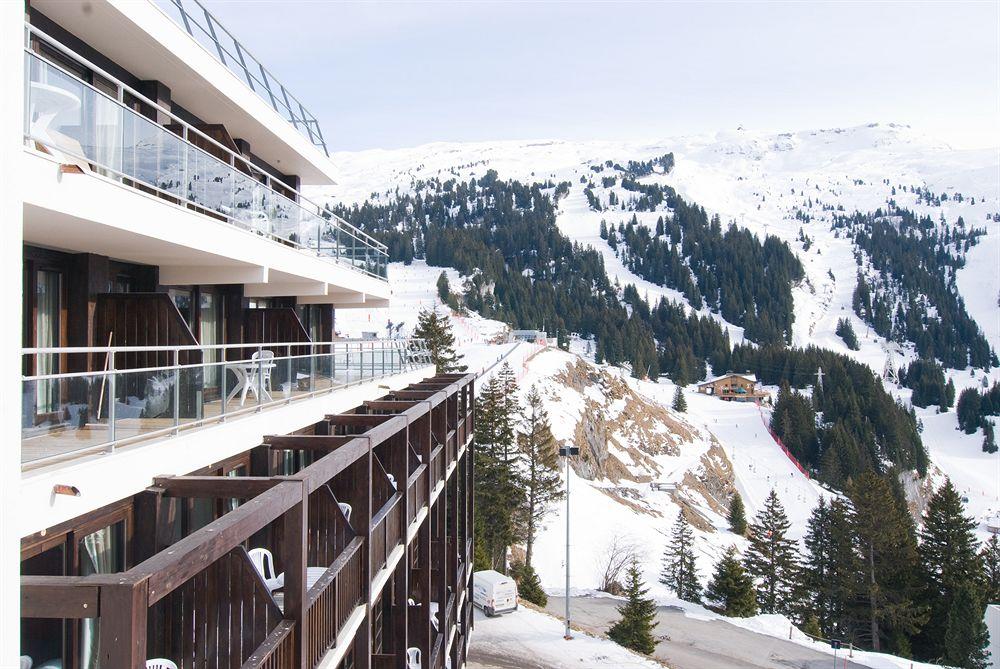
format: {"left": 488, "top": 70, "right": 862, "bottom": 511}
{"left": 728, "top": 492, "right": 747, "bottom": 536}
{"left": 608, "top": 561, "right": 658, "bottom": 655}
{"left": 706, "top": 546, "right": 757, "bottom": 617}
{"left": 672, "top": 386, "right": 687, "bottom": 412}
{"left": 835, "top": 318, "right": 860, "bottom": 350}
{"left": 850, "top": 472, "right": 926, "bottom": 654}
{"left": 660, "top": 511, "right": 702, "bottom": 602}
{"left": 916, "top": 478, "right": 983, "bottom": 660}
{"left": 497, "top": 363, "right": 522, "bottom": 464}
{"left": 942, "top": 582, "right": 990, "bottom": 669}
{"left": 517, "top": 385, "right": 564, "bottom": 567}
{"left": 980, "top": 533, "right": 1000, "bottom": 605}
{"left": 473, "top": 374, "right": 524, "bottom": 571}
{"left": 436, "top": 271, "right": 450, "bottom": 303}
{"left": 744, "top": 490, "right": 798, "bottom": 614}
{"left": 802, "top": 615, "right": 822, "bottom": 639}
{"left": 983, "top": 421, "right": 997, "bottom": 454}
{"left": 510, "top": 561, "right": 547, "bottom": 607}
{"left": 413, "top": 308, "right": 467, "bottom": 373}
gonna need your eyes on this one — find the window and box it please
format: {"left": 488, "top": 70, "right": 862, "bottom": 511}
{"left": 200, "top": 290, "right": 223, "bottom": 388}
{"left": 78, "top": 519, "right": 126, "bottom": 669}
{"left": 168, "top": 287, "right": 194, "bottom": 328}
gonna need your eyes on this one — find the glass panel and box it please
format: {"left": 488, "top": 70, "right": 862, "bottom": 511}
{"left": 34, "top": 270, "right": 61, "bottom": 414}
{"left": 26, "top": 50, "right": 384, "bottom": 279}
{"left": 22, "top": 373, "right": 108, "bottom": 463}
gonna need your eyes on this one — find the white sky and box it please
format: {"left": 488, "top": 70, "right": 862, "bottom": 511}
{"left": 203, "top": 0, "right": 1000, "bottom": 151}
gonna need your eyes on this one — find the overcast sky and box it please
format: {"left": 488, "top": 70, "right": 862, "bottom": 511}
{"left": 202, "top": 0, "right": 1000, "bottom": 152}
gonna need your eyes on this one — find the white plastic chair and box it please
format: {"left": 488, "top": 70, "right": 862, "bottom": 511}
{"left": 406, "top": 648, "right": 421, "bottom": 669}
{"left": 145, "top": 661, "right": 178, "bottom": 669}
{"left": 247, "top": 547, "right": 284, "bottom": 593}
{"left": 338, "top": 502, "right": 352, "bottom": 523}
{"left": 387, "top": 473, "right": 397, "bottom": 490}
{"left": 241, "top": 350, "right": 275, "bottom": 404}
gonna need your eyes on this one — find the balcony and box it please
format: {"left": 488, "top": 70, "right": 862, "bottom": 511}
{"left": 29, "top": 0, "right": 336, "bottom": 183}
{"left": 22, "top": 339, "right": 430, "bottom": 467}
{"left": 20, "top": 373, "right": 475, "bottom": 669}
{"left": 23, "top": 27, "right": 387, "bottom": 283}
{"left": 156, "top": 0, "right": 329, "bottom": 155}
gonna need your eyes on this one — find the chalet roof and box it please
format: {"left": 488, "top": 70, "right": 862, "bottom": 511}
{"left": 698, "top": 372, "right": 758, "bottom": 386}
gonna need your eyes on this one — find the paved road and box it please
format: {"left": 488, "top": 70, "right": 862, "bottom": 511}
{"left": 534, "top": 595, "right": 867, "bottom": 669}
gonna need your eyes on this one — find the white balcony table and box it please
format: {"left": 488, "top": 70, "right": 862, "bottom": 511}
{"left": 224, "top": 359, "right": 276, "bottom": 406}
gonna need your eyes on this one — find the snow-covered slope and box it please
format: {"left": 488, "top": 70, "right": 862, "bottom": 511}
{"left": 516, "top": 347, "right": 833, "bottom": 598}
{"left": 318, "top": 123, "right": 999, "bottom": 537}
{"left": 320, "top": 123, "right": 999, "bottom": 358}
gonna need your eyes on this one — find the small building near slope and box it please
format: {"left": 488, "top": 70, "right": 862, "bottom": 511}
{"left": 696, "top": 372, "right": 770, "bottom": 403}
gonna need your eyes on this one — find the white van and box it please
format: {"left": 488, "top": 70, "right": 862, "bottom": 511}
{"left": 472, "top": 570, "right": 518, "bottom": 616}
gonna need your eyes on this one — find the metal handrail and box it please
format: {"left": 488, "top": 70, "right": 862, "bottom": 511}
{"left": 21, "top": 338, "right": 432, "bottom": 466}
{"left": 155, "top": 0, "right": 328, "bottom": 155}
{"left": 24, "top": 23, "right": 384, "bottom": 254}
{"left": 23, "top": 338, "right": 420, "bottom": 355}
{"left": 23, "top": 339, "right": 430, "bottom": 382}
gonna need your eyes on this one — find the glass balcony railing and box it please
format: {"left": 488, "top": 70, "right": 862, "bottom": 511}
{"left": 23, "top": 30, "right": 388, "bottom": 280}
{"left": 21, "top": 339, "right": 432, "bottom": 466}
{"left": 155, "top": 0, "right": 330, "bottom": 155}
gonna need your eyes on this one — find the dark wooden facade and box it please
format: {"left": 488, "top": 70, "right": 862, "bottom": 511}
{"left": 21, "top": 373, "right": 476, "bottom": 669}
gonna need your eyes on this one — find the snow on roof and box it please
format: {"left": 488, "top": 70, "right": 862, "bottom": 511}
{"left": 698, "top": 372, "right": 758, "bottom": 385}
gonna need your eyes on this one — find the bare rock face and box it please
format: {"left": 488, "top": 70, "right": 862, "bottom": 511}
{"left": 535, "top": 356, "right": 736, "bottom": 532}
{"left": 671, "top": 441, "right": 738, "bottom": 532}
{"left": 552, "top": 359, "right": 696, "bottom": 484}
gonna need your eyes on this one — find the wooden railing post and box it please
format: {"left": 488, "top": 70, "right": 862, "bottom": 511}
{"left": 98, "top": 575, "right": 149, "bottom": 669}
{"left": 279, "top": 478, "right": 308, "bottom": 668}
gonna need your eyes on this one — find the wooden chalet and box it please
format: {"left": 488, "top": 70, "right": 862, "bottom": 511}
{"left": 696, "top": 372, "right": 770, "bottom": 403}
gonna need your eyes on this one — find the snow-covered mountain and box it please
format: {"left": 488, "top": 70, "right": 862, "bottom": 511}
{"left": 324, "top": 123, "right": 998, "bottom": 355}
{"left": 322, "top": 122, "right": 999, "bottom": 534}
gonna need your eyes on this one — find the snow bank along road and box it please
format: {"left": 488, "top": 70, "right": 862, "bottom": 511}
{"left": 542, "top": 595, "right": 868, "bottom": 669}
{"left": 466, "top": 606, "right": 662, "bottom": 669}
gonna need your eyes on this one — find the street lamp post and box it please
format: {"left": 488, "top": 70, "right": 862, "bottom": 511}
{"left": 559, "top": 445, "right": 579, "bottom": 640}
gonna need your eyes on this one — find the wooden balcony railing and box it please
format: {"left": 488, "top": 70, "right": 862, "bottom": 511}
{"left": 446, "top": 429, "right": 457, "bottom": 466}
{"left": 305, "top": 537, "right": 364, "bottom": 667}
{"left": 371, "top": 654, "right": 395, "bottom": 669}
{"left": 444, "top": 594, "right": 456, "bottom": 639}
{"left": 245, "top": 621, "right": 296, "bottom": 669}
{"left": 406, "top": 465, "right": 428, "bottom": 528}
{"left": 146, "top": 545, "right": 286, "bottom": 667}
{"left": 429, "top": 446, "right": 444, "bottom": 490}
{"left": 307, "top": 485, "right": 355, "bottom": 567}
{"left": 431, "top": 633, "right": 444, "bottom": 669}
{"left": 19, "top": 372, "right": 475, "bottom": 669}
{"left": 370, "top": 494, "right": 402, "bottom": 575}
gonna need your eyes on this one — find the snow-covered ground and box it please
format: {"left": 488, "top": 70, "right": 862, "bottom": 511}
{"left": 334, "top": 260, "right": 508, "bottom": 346}
{"left": 468, "top": 606, "right": 663, "bottom": 669}
{"left": 518, "top": 347, "right": 831, "bottom": 597}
